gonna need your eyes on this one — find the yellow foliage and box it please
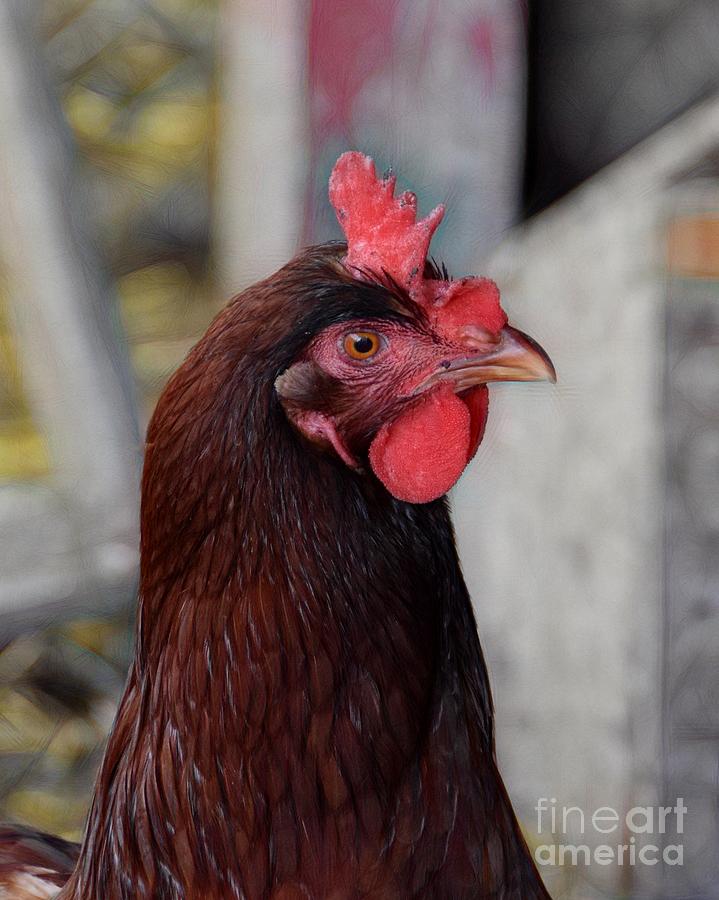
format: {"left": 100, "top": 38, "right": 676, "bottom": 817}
{"left": 61, "top": 619, "right": 118, "bottom": 656}
{"left": 47, "top": 718, "right": 102, "bottom": 764}
{"left": 133, "top": 99, "right": 208, "bottom": 155}
{"left": 0, "top": 637, "right": 44, "bottom": 681}
{"left": 0, "top": 0, "right": 220, "bottom": 841}
{"left": 0, "top": 279, "right": 50, "bottom": 480}
{"left": 153, "top": 0, "right": 216, "bottom": 16}
{"left": 64, "top": 86, "right": 116, "bottom": 141}
{"left": 4, "top": 789, "right": 86, "bottom": 841}
{"left": 118, "top": 263, "right": 196, "bottom": 339}
{"left": 0, "top": 689, "right": 57, "bottom": 754}
{"left": 0, "top": 427, "right": 50, "bottom": 481}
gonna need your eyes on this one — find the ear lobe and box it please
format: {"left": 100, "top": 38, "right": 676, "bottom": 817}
{"left": 290, "top": 410, "right": 359, "bottom": 469}
{"left": 275, "top": 363, "right": 359, "bottom": 469}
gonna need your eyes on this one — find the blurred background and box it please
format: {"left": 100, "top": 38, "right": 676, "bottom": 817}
{"left": 0, "top": 1, "right": 717, "bottom": 897}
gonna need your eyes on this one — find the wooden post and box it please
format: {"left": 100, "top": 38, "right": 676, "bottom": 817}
{"left": 0, "top": 1, "right": 139, "bottom": 624}
{"left": 213, "top": 0, "right": 309, "bottom": 294}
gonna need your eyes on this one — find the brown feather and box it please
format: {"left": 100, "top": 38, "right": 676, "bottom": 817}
{"left": 0, "top": 826, "right": 78, "bottom": 899}
{"left": 1, "top": 246, "right": 549, "bottom": 899}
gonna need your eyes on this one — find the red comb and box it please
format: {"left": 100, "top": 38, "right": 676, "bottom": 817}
{"left": 329, "top": 152, "right": 444, "bottom": 297}
{"left": 328, "top": 151, "right": 508, "bottom": 504}
{"left": 329, "top": 151, "right": 506, "bottom": 337}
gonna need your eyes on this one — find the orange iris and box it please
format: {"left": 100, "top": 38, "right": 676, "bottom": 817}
{"left": 343, "top": 331, "right": 381, "bottom": 360}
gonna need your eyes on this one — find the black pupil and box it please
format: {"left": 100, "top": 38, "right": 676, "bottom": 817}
{"left": 353, "top": 335, "right": 374, "bottom": 355}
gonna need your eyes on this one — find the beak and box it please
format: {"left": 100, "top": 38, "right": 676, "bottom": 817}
{"left": 416, "top": 325, "right": 556, "bottom": 394}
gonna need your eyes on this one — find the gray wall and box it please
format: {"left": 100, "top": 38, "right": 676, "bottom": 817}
{"left": 454, "top": 97, "right": 719, "bottom": 898}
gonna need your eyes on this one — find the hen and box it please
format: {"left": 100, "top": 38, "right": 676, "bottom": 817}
{"left": 1, "top": 152, "right": 555, "bottom": 899}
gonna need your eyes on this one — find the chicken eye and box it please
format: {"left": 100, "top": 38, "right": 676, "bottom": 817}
{"left": 343, "top": 331, "right": 382, "bottom": 360}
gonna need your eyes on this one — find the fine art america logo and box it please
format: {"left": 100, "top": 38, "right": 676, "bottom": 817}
{"left": 534, "top": 798, "right": 686, "bottom": 867}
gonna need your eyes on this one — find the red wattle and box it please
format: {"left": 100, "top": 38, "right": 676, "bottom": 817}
{"left": 368, "top": 386, "right": 471, "bottom": 504}
{"left": 463, "top": 385, "right": 489, "bottom": 462}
